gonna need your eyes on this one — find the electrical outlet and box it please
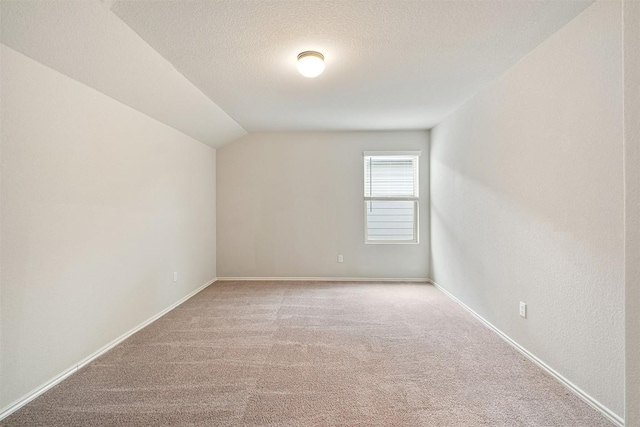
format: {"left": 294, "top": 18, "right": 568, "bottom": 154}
{"left": 519, "top": 301, "right": 527, "bottom": 318}
{"left": 173, "top": 272, "right": 178, "bottom": 282}
{"left": 338, "top": 255, "right": 344, "bottom": 263}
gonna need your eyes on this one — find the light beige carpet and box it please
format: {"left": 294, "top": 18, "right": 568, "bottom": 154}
{"left": 3, "top": 281, "right": 613, "bottom": 426}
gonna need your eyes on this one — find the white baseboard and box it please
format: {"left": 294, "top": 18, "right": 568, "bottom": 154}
{"left": 6, "top": 277, "right": 616, "bottom": 425}
{"left": 217, "top": 276, "right": 429, "bottom": 282}
{"left": 0, "top": 277, "right": 217, "bottom": 421}
{"left": 428, "top": 279, "right": 624, "bottom": 427}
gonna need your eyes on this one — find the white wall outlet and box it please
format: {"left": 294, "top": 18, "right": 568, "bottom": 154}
{"left": 519, "top": 301, "right": 527, "bottom": 318}
{"left": 338, "top": 254, "right": 344, "bottom": 263}
{"left": 173, "top": 272, "right": 178, "bottom": 282}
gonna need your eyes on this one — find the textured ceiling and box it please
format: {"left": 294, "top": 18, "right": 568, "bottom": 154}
{"left": 1, "top": 0, "right": 246, "bottom": 148}
{"left": 110, "top": 0, "right": 593, "bottom": 132}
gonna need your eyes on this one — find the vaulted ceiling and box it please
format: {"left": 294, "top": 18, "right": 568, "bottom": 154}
{"left": 2, "top": 0, "right": 594, "bottom": 145}
{"left": 110, "top": 0, "right": 593, "bottom": 132}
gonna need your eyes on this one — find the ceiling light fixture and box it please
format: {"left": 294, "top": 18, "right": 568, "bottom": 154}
{"left": 297, "top": 51, "right": 325, "bottom": 78}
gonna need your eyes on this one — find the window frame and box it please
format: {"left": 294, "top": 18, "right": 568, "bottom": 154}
{"left": 363, "top": 151, "right": 421, "bottom": 245}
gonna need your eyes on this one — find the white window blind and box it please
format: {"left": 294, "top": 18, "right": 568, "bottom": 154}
{"left": 364, "top": 152, "right": 420, "bottom": 244}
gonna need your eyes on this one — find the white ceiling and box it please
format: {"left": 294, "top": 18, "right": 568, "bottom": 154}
{"left": 1, "top": 0, "right": 246, "bottom": 148}
{"left": 110, "top": 0, "right": 594, "bottom": 132}
{"left": 1, "top": 0, "right": 595, "bottom": 141}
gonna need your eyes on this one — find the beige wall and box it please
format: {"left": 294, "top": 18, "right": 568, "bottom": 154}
{"left": 430, "top": 1, "right": 624, "bottom": 420}
{"left": 217, "top": 131, "right": 429, "bottom": 279}
{"left": 624, "top": 0, "right": 640, "bottom": 424}
{"left": 0, "top": 45, "right": 217, "bottom": 410}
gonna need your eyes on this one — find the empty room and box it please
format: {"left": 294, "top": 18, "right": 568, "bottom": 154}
{"left": 1, "top": 0, "right": 638, "bottom": 426}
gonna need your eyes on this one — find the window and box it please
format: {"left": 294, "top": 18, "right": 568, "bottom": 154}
{"left": 364, "top": 151, "right": 420, "bottom": 244}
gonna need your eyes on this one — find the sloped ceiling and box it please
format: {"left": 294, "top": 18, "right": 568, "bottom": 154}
{"left": 1, "top": 0, "right": 595, "bottom": 141}
{"left": 0, "top": 0, "right": 246, "bottom": 148}
{"left": 110, "top": 0, "right": 594, "bottom": 132}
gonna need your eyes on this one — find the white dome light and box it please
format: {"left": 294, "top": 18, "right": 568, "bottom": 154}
{"left": 297, "top": 51, "right": 325, "bottom": 78}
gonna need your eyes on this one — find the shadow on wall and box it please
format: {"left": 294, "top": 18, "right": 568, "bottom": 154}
{"left": 429, "top": 155, "right": 624, "bottom": 416}
{"left": 429, "top": 0, "right": 623, "bottom": 256}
